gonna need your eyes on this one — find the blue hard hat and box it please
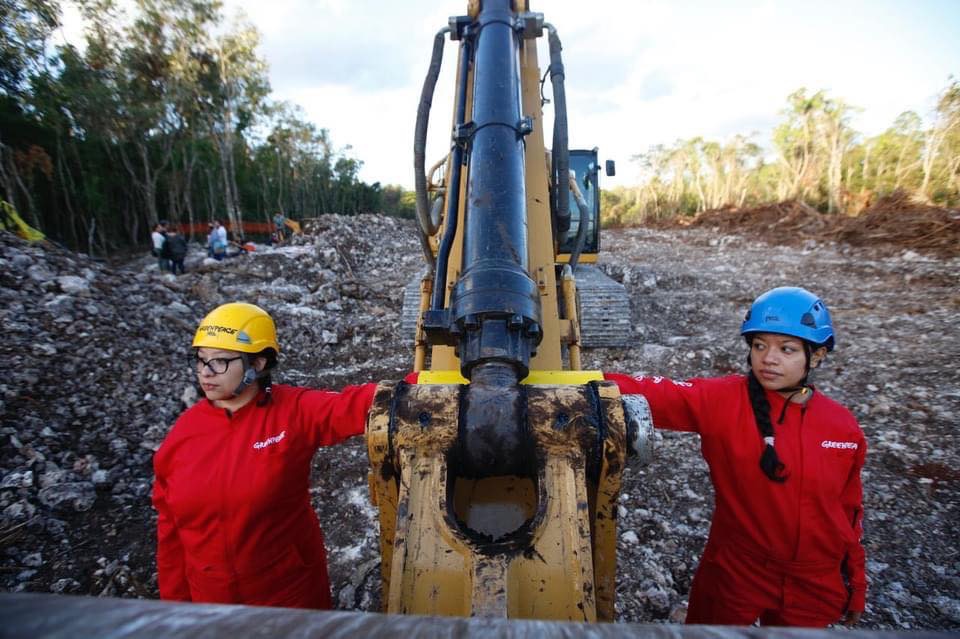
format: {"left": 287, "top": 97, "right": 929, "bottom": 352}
{"left": 740, "top": 287, "right": 835, "bottom": 351}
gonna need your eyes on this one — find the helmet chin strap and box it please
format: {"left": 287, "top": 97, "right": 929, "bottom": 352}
{"left": 231, "top": 353, "right": 261, "bottom": 397}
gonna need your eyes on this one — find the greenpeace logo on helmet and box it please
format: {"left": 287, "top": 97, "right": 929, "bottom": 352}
{"left": 199, "top": 324, "right": 238, "bottom": 336}
{"left": 821, "top": 440, "right": 858, "bottom": 450}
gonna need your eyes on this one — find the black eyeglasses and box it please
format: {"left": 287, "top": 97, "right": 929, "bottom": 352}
{"left": 192, "top": 354, "right": 243, "bottom": 375}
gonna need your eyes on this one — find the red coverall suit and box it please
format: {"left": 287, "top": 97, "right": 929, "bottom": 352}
{"left": 605, "top": 373, "right": 866, "bottom": 626}
{"left": 152, "top": 382, "right": 376, "bottom": 608}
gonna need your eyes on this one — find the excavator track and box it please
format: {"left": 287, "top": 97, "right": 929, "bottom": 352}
{"left": 573, "top": 265, "right": 633, "bottom": 347}
{"left": 400, "top": 270, "right": 426, "bottom": 342}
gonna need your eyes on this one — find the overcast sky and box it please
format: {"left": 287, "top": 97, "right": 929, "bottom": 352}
{"left": 61, "top": 0, "right": 960, "bottom": 189}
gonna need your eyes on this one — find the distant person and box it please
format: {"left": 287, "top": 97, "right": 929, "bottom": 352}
{"left": 273, "top": 212, "right": 287, "bottom": 244}
{"left": 151, "top": 222, "right": 169, "bottom": 272}
{"left": 225, "top": 237, "right": 251, "bottom": 259}
{"left": 166, "top": 229, "right": 188, "bottom": 275}
{"left": 215, "top": 219, "right": 228, "bottom": 245}
{"left": 205, "top": 222, "right": 216, "bottom": 258}
{"left": 605, "top": 287, "right": 867, "bottom": 627}
{"left": 152, "top": 303, "right": 378, "bottom": 608}
{"left": 211, "top": 219, "right": 228, "bottom": 260}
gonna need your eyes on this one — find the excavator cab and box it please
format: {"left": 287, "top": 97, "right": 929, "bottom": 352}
{"left": 554, "top": 150, "right": 632, "bottom": 347}
{"left": 558, "top": 148, "right": 606, "bottom": 257}
{"left": 367, "top": 0, "right": 652, "bottom": 621}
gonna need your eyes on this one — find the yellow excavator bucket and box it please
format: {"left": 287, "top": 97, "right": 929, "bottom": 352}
{"left": 366, "top": 379, "right": 627, "bottom": 620}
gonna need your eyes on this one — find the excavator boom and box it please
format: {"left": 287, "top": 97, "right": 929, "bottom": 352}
{"left": 368, "top": 0, "right": 647, "bottom": 621}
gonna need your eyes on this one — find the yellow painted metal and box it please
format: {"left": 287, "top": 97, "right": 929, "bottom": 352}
{"left": 560, "top": 268, "right": 583, "bottom": 370}
{"left": 557, "top": 252, "right": 599, "bottom": 264}
{"left": 365, "top": 384, "right": 401, "bottom": 605}
{"left": 366, "top": 381, "right": 627, "bottom": 620}
{"left": 518, "top": 8, "right": 562, "bottom": 371}
{"left": 429, "top": 38, "right": 474, "bottom": 372}
{"left": 590, "top": 381, "right": 628, "bottom": 619}
{"left": 413, "top": 274, "right": 432, "bottom": 372}
{"left": 417, "top": 370, "right": 602, "bottom": 385}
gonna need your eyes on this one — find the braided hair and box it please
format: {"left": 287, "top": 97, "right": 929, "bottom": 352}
{"left": 746, "top": 370, "right": 788, "bottom": 482}
{"left": 745, "top": 339, "right": 822, "bottom": 482}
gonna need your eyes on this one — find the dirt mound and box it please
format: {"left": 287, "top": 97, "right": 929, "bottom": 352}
{"left": 654, "top": 194, "right": 960, "bottom": 258}
{"left": 836, "top": 191, "right": 960, "bottom": 258}
{"left": 685, "top": 200, "right": 834, "bottom": 237}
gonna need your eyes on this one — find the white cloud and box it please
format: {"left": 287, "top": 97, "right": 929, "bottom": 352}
{"left": 284, "top": 83, "right": 424, "bottom": 187}
{"left": 58, "top": 0, "right": 960, "bottom": 189}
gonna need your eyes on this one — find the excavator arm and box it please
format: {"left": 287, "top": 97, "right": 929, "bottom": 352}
{"left": 367, "top": 0, "right": 651, "bottom": 620}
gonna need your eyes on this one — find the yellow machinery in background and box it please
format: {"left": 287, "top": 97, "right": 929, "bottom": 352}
{"left": 367, "top": 0, "right": 653, "bottom": 621}
{"left": 0, "top": 200, "right": 45, "bottom": 241}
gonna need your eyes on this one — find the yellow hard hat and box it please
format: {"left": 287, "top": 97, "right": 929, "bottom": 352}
{"left": 192, "top": 302, "right": 280, "bottom": 354}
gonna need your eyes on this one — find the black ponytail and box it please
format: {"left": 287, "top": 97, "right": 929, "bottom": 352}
{"left": 747, "top": 370, "right": 788, "bottom": 483}
{"left": 256, "top": 373, "right": 273, "bottom": 406}
{"left": 255, "top": 348, "right": 278, "bottom": 406}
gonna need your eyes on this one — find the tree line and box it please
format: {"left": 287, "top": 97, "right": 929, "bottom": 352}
{"left": 603, "top": 83, "right": 960, "bottom": 225}
{"left": 1, "top": 0, "right": 415, "bottom": 255}
{"left": 5, "top": 1, "right": 955, "bottom": 252}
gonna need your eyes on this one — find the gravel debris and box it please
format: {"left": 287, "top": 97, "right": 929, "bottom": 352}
{"left": 1, "top": 216, "right": 957, "bottom": 630}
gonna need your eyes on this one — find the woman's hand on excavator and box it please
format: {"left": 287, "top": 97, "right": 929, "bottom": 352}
{"left": 842, "top": 610, "right": 862, "bottom": 626}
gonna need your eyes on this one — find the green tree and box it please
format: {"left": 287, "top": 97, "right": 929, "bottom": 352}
{"left": 921, "top": 78, "right": 960, "bottom": 202}
{"left": 852, "top": 111, "right": 924, "bottom": 201}
{"left": 192, "top": 17, "right": 269, "bottom": 238}
{"left": 0, "top": 0, "right": 60, "bottom": 226}
{"left": 0, "top": 0, "right": 60, "bottom": 97}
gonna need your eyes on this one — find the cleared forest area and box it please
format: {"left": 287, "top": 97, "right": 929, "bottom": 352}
{"left": 1, "top": 210, "right": 957, "bottom": 629}
{"left": 602, "top": 85, "right": 960, "bottom": 227}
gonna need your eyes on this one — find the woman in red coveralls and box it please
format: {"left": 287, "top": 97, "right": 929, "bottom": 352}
{"left": 606, "top": 287, "right": 866, "bottom": 627}
{"left": 152, "top": 302, "right": 377, "bottom": 609}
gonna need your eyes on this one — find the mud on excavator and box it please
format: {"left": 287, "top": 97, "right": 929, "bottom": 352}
{"left": 367, "top": 0, "right": 652, "bottom": 621}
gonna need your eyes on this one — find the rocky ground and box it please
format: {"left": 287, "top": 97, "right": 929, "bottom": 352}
{"left": 0, "top": 213, "right": 957, "bottom": 630}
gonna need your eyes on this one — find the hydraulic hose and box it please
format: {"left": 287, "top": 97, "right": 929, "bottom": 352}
{"left": 546, "top": 23, "right": 570, "bottom": 240}
{"left": 568, "top": 170, "right": 591, "bottom": 271}
{"left": 413, "top": 27, "right": 450, "bottom": 272}
{"left": 430, "top": 36, "right": 472, "bottom": 311}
